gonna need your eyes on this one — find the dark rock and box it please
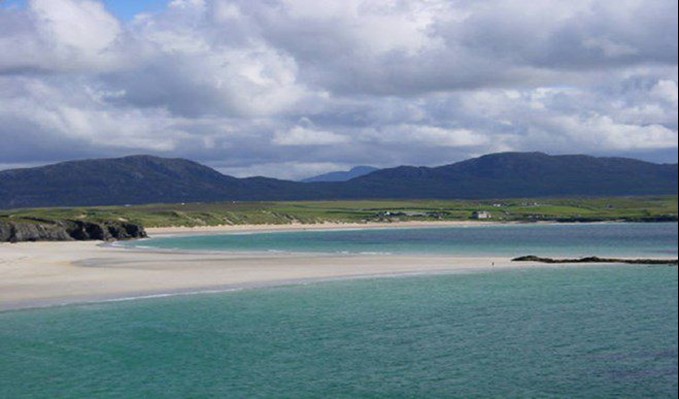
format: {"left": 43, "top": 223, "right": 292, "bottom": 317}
{"left": 2, "top": 221, "right": 73, "bottom": 242}
{"left": 0, "top": 222, "right": 14, "bottom": 242}
{"left": 513, "top": 255, "right": 677, "bottom": 266}
{"left": 101, "top": 222, "right": 148, "bottom": 240}
{"left": 0, "top": 220, "right": 147, "bottom": 243}
{"left": 121, "top": 223, "right": 146, "bottom": 238}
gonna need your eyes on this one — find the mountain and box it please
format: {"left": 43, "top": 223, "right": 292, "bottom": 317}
{"left": 342, "top": 152, "right": 679, "bottom": 199}
{"left": 0, "top": 152, "right": 676, "bottom": 209}
{"left": 301, "top": 166, "right": 379, "bottom": 182}
{"left": 0, "top": 155, "right": 315, "bottom": 209}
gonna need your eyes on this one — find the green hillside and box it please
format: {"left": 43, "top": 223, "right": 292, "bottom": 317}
{"left": 2, "top": 197, "right": 676, "bottom": 228}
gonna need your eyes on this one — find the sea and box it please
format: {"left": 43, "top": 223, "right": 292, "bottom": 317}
{"left": 1, "top": 223, "right": 677, "bottom": 398}
{"left": 127, "top": 222, "right": 677, "bottom": 258}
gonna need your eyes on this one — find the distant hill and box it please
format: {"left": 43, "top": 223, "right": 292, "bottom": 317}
{"left": 343, "top": 152, "right": 679, "bottom": 199}
{"left": 0, "top": 155, "right": 317, "bottom": 209}
{"left": 0, "top": 152, "right": 676, "bottom": 209}
{"left": 302, "top": 166, "right": 379, "bottom": 182}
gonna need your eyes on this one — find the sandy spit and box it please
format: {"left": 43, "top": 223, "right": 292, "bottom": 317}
{"left": 145, "top": 220, "right": 508, "bottom": 237}
{"left": 0, "top": 222, "right": 601, "bottom": 311}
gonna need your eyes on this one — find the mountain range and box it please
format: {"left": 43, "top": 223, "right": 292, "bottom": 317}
{"left": 301, "top": 166, "right": 379, "bottom": 183}
{"left": 0, "top": 152, "right": 676, "bottom": 209}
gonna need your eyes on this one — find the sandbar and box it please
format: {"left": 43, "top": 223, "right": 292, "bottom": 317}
{"left": 0, "top": 222, "right": 633, "bottom": 311}
{"left": 145, "top": 220, "right": 505, "bottom": 236}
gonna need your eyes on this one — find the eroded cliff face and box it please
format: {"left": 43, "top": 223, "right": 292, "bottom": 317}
{"left": 0, "top": 220, "right": 147, "bottom": 243}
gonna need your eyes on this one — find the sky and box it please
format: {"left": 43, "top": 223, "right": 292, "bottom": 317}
{"left": 0, "top": 0, "right": 677, "bottom": 180}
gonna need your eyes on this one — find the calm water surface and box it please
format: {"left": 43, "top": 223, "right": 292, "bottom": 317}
{"left": 129, "top": 222, "right": 678, "bottom": 257}
{"left": 1, "top": 266, "right": 676, "bottom": 398}
{"left": 1, "top": 223, "right": 677, "bottom": 398}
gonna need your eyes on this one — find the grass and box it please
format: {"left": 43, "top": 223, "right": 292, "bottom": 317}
{"left": 1, "top": 197, "right": 676, "bottom": 228}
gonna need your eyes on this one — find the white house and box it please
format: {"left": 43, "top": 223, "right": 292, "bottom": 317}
{"left": 472, "top": 211, "right": 492, "bottom": 220}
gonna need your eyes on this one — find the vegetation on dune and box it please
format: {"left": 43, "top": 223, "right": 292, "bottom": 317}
{"left": 1, "top": 197, "right": 676, "bottom": 228}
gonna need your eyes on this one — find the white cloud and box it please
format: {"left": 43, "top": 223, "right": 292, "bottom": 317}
{"left": 23, "top": 0, "right": 125, "bottom": 71}
{"left": 170, "top": 0, "right": 207, "bottom": 10}
{"left": 0, "top": 76, "right": 186, "bottom": 154}
{"left": 556, "top": 115, "right": 678, "bottom": 150}
{"left": 217, "top": 161, "right": 349, "bottom": 180}
{"left": 275, "top": 0, "right": 445, "bottom": 55}
{"left": 374, "top": 125, "right": 490, "bottom": 148}
{"left": 31, "top": 0, "right": 122, "bottom": 53}
{"left": 273, "top": 126, "right": 350, "bottom": 146}
{"left": 651, "top": 79, "right": 678, "bottom": 105}
{"left": 0, "top": 0, "right": 677, "bottom": 175}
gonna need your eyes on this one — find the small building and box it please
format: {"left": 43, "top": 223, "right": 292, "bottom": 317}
{"left": 472, "top": 211, "right": 492, "bottom": 220}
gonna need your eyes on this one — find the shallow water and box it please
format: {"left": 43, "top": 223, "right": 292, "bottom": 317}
{"left": 1, "top": 266, "right": 677, "bottom": 398}
{"left": 130, "top": 222, "right": 678, "bottom": 257}
{"left": 3, "top": 223, "right": 677, "bottom": 397}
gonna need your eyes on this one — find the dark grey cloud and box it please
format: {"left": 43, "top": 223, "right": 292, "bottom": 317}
{"left": 0, "top": 0, "right": 676, "bottom": 179}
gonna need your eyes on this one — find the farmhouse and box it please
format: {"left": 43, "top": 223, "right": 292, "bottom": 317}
{"left": 472, "top": 211, "right": 492, "bottom": 220}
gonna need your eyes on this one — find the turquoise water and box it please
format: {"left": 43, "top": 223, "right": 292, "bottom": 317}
{"left": 1, "top": 266, "right": 677, "bottom": 398}
{"left": 2, "top": 223, "right": 678, "bottom": 397}
{"left": 129, "top": 223, "right": 678, "bottom": 257}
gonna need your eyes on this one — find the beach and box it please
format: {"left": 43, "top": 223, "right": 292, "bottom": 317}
{"left": 145, "top": 220, "right": 502, "bottom": 236}
{"left": 1, "top": 222, "right": 528, "bottom": 311}
{"left": 2, "top": 221, "right": 674, "bottom": 311}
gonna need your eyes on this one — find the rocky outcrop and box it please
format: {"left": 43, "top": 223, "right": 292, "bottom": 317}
{"left": 61, "top": 220, "right": 147, "bottom": 241}
{"left": 0, "top": 219, "right": 147, "bottom": 243}
{"left": 513, "top": 255, "right": 678, "bottom": 266}
{"left": 0, "top": 221, "right": 73, "bottom": 242}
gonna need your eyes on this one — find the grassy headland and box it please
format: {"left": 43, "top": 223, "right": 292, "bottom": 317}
{"left": 1, "top": 197, "right": 676, "bottom": 228}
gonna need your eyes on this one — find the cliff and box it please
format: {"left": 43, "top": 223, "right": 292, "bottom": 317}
{"left": 0, "top": 219, "right": 147, "bottom": 243}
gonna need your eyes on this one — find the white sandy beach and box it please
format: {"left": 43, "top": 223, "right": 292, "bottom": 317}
{"left": 145, "top": 220, "right": 502, "bottom": 236}
{"left": 0, "top": 222, "right": 619, "bottom": 311}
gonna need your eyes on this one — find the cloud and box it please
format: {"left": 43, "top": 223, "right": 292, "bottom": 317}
{"left": 651, "top": 79, "right": 679, "bottom": 105}
{"left": 0, "top": 0, "right": 128, "bottom": 73}
{"left": 363, "top": 125, "right": 490, "bottom": 148}
{"left": 0, "top": 75, "right": 190, "bottom": 164}
{"left": 273, "top": 126, "right": 350, "bottom": 146}
{"left": 0, "top": 0, "right": 677, "bottom": 177}
{"left": 216, "top": 161, "right": 350, "bottom": 180}
{"left": 31, "top": 0, "right": 122, "bottom": 55}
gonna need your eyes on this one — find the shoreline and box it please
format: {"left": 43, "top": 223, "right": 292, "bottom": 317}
{"left": 1, "top": 238, "right": 517, "bottom": 311}
{"left": 2, "top": 221, "right": 675, "bottom": 312}
{"left": 143, "top": 219, "right": 668, "bottom": 237}
{"left": 2, "top": 268, "right": 509, "bottom": 313}
{"left": 144, "top": 220, "right": 507, "bottom": 237}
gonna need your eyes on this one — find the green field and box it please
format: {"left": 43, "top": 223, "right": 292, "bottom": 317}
{"left": 1, "top": 197, "right": 676, "bottom": 228}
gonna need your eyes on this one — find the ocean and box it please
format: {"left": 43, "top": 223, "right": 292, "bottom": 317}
{"left": 1, "top": 223, "right": 677, "bottom": 398}
{"left": 127, "top": 222, "right": 678, "bottom": 257}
